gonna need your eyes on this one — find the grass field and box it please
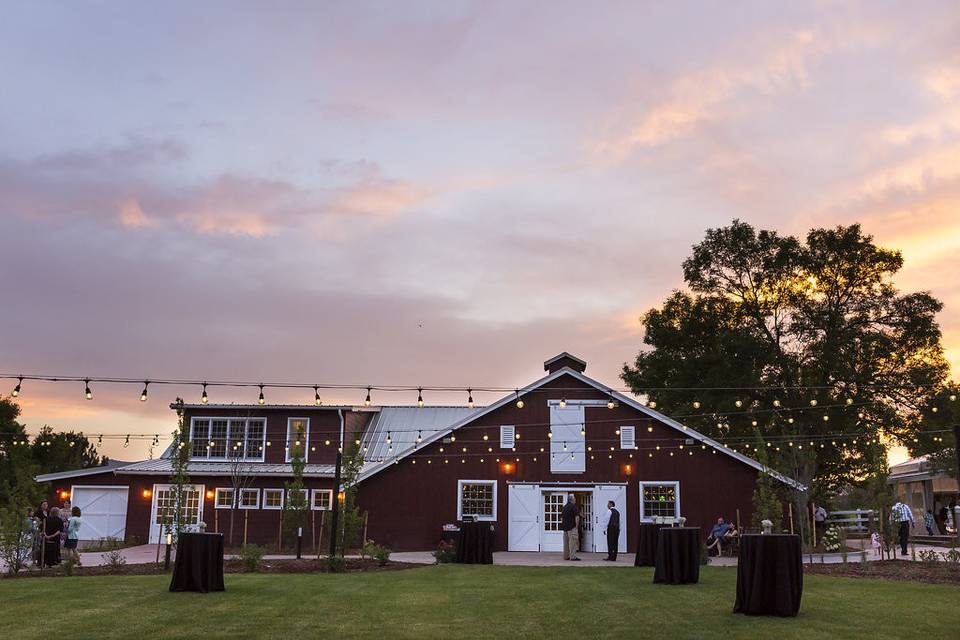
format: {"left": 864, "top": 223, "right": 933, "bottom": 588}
{"left": 0, "top": 565, "right": 954, "bottom": 639}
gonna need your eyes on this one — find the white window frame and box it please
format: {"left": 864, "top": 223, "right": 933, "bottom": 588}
{"left": 639, "top": 481, "right": 681, "bottom": 523}
{"left": 238, "top": 488, "right": 260, "bottom": 510}
{"left": 286, "top": 417, "right": 310, "bottom": 463}
{"left": 190, "top": 416, "right": 266, "bottom": 462}
{"left": 457, "top": 479, "right": 497, "bottom": 521}
{"left": 287, "top": 488, "right": 309, "bottom": 509}
{"left": 262, "top": 488, "right": 284, "bottom": 510}
{"left": 214, "top": 487, "right": 235, "bottom": 509}
{"left": 499, "top": 425, "right": 515, "bottom": 449}
{"left": 620, "top": 426, "right": 636, "bottom": 449}
{"left": 311, "top": 489, "right": 333, "bottom": 511}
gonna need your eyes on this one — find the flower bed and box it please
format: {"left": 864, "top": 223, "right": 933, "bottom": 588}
{"left": 804, "top": 560, "right": 960, "bottom": 586}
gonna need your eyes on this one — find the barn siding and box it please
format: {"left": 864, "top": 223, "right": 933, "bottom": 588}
{"left": 357, "top": 375, "right": 761, "bottom": 551}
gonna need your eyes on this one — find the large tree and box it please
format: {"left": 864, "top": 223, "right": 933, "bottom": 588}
{"left": 622, "top": 221, "right": 950, "bottom": 536}
{"left": 30, "top": 424, "right": 101, "bottom": 475}
{"left": 0, "top": 398, "right": 43, "bottom": 511}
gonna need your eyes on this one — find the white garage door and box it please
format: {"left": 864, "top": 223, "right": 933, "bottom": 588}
{"left": 71, "top": 486, "right": 129, "bottom": 541}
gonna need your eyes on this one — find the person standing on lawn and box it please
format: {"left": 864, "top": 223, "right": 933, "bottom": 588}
{"left": 604, "top": 500, "right": 621, "bottom": 561}
{"left": 814, "top": 505, "right": 827, "bottom": 539}
{"left": 891, "top": 500, "right": 914, "bottom": 555}
{"left": 64, "top": 506, "right": 82, "bottom": 565}
{"left": 43, "top": 507, "right": 63, "bottom": 566}
{"left": 561, "top": 494, "right": 581, "bottom": 561}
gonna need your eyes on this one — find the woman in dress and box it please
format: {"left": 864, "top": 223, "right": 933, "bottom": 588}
{"left": 64, "top": 507, "right": 82, "bottom": 565}
{"left": 43, "top": 507, "right": 63, "bottom": 566}
{"left": 32, "top": 500, "right": 49, "bottom": 565}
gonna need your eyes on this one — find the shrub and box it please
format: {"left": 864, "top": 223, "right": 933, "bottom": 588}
{"left": 62, "top": 556, "right": 78, "bottom": 576}
{"left": 104, "top": 548, "right": 127, "bottom": 573}
{"left": 326, "top": 554, "right": 345, "bottom": 573}
{"left": 0, "top": 513, "right": 33, "bottom": 575}
{"left": 363, "top": 540, "right": 391, "bottom": 566}
{"left": 821, "top": 526, "right": 842, "bottom": 552}
{"left": 95, "top": 537, "right": 122, "bottom": 551}
{"left": 239, "top": 544, "right": 264, "bottom": 572}
{"left": 942, "top": 548, "right": 960, "bottom": 564}
{"left": 918, "top": 549, "right": 940, "bottom": 563}
{"left": 433, "top": 540, "right": 455, "bottom": 564}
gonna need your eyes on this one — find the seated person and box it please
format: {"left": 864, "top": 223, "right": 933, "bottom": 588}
{"left": 724, "top": 523, "right": 739, "bottom": 540}
{"left": 706, "top": 517, "right": 731, "bottom": 556}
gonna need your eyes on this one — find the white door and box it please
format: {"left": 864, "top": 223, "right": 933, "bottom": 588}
{"left": 508, "top": 484, "right": 540, "bottom": 551}
{"left": 149, "top": 484, "right": 204, "bottom": 544}
{"left": 541, "top": 491, "right": 567, "bottom": 551}
{"left": 71, "top": 486, "right": 129, "bottom": 542}
{"left": 578, "top": 492, "right": 594, "bottom": 551}
{"left": 550, "top": 405, "right": 585, "bottom": 473}
{"left": 593, "top": 485, "right": 627, "bottom": 554}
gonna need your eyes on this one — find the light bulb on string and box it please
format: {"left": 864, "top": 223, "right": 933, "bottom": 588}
{"left": 365, "top": 387, "right": 372, "bottom": 407}
{"left": 386, "top": 431, "right": 392, "bottom": 445}
{"left": 809, "top": 399, "right": 817, "bottom": 407}
{"left": 950, "top": 394, "right": 956, "bottom": 402}
{"left": 12, "top": 376, "right": 22, "bottom": 397}
{"left": 467, "top": 389, "right": 474, "bottom": 409}
{"left": 201, "top": 383, "right": 208, "bottom": 404}
{"left": 314, "top": 386, "right": 322, "bottom": 406}
{"left": 607, "top": 396, "right": 615, "bottom": 409}
{"left": 84, "top": 379, "right": 93, "bottom": 400}
{"left": 845, "top": 398, "right": 853, "bottom": 405}
{"left": 140, "top": 381, "right": 149, "bottom": 402}
{"left": 773, "top": 399, "right": 780, "bottom": 408}
{"left": 559, "top": 398, "right": 567, "bottom": 409}
{"left": 692, "top": 400, "right": 700, "bottom": 409}
{"left": 515, "top": 390, "right": 524, "bottom": 409}
{"left": 123, "top": 435, "right": 130, "bottom": 448}
{"left": 416, "top": 430, "right": 422, "bottom": 443}
{"left": 648, "top": 401, "right": 657, "bottom": 409}
{"left": 450, "top": 434, "right": 456, "bottom": 442}
{"left": 417, "top": 387, "right": 424, "bottom": 408}
{"left": 258, "top": 384, "right": 265, "bottom": 405}
{"left": 97, "top": 434, "right": 102, "bottom": 447}
{"left": 734, "top": 399, "right": 742, "bottom": 408}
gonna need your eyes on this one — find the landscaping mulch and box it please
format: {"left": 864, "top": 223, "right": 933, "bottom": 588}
{"left": 804, "top": 560, "right": 960, "bottom": 586}
{"left": 3, "top": 558, "right": 423, "bottom": 580}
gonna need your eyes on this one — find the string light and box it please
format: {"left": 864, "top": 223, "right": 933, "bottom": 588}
{"left": 11, "top": 376, "right": 22, "bottom": 397}
{"left": 201, "top": 383, "right": 209, "bottom": 404}
{"left": 417, "top": 387, "right": 424, "bottom": 408}
{"left": 773, "top": 399, "right": 780, "bottom": 408}
{"left": 809, "top": 399, "right": 817, "bottom": 407}
{"left": 648, "top": 401, "right": 657, "bottom": 409}
{"left": 416, "top": 430, "right": 422, "bottom": 443}
{"left": 140, "top": 381, "right": 149, "bottom": 402}
{"left": 386, "top": 431, "right": 392, "bottom": 445}
{"left": 123, "top": 435, "right": 129, "bottom": 448}
{"left": 84, "top": 379, "right": 93, "bottom": 400}
{"left": 735, "top": 399, "right": 743, "bottom": 408}
{"left": 365, "top": 387, "right": 372, "bottom": 406}
{"left": 314, "top": 386, "right": 322, "bottom": 406}
{"left": 258, "top": 384, "right": 265, "bottom": 405}
{"left": 692, "top": 400, "right": 700, "bottom": 409}
{"left": 559, "top": 398, "right": 567, "bottom": 409}
{"left": 515, "top": 390, "right": 524, "bottom": 409}
{"left": 467, "top": 389, "right": 474, "bottom": 409}
{"left": 607, "top": 396, "right": 615, "bottom": 409}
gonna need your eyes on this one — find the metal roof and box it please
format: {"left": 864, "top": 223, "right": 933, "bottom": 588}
{"left": 35, "top": 459, "right": 135, "bottom": 483}
{"left": 360, "top": 406, "right": 478, "bottom": 467}
{"left": 116, "top": 459, "right": 336, "bottom": 477}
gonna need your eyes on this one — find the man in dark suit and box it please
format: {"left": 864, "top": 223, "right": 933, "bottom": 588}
{"left": 604, "top": 500, "right": 621, "bottom": 561}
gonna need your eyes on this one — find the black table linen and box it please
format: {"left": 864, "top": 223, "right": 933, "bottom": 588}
{"left": 734, "top": 534, "right": 803, "bottom": 617}
{"left": 455, "top": 521, "right": 494, "bottom": 564}
{"left": 653, "top": 527, "right": 700, "bottom": 584}
{"left": 634, "top": 523, "right": 665, "bottom": 566}
{"left": 169, "top": 532, "right": 225, "bottom": 593}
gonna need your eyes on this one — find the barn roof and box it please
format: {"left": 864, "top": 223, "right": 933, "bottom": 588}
{"left": 359, "top": 406, "right": 479, "bottom": 469}
{"left": 356, "top": 366, "right": 805, "bottom": 490}
{"left": 115, "top": 458, "right": 337, "bottom": 477}
{"left": 35, "top": 458, "right": 135, "bottom": 483}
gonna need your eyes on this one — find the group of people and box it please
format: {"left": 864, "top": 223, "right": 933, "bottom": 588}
{"left": 705, "top": 517, "right": 739, "bottom": 556}
{"left": 559, "top": 495, "right": 621, "bottom": 562}
{"left": 26, "top": 500, "right": 83, "bottom": 567}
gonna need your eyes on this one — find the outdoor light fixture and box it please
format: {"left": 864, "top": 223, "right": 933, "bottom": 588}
{"left": 201, "top": 383, "right": 208, "bottom": 404}
{"left": 314, "top": 386, "right": 322, "bottom": 406}
{"left": 607, "top": 396, "right": 615, "bottom": 409}
{"left": 515, "top": 390, "right": 524, "bottom": 409}
{"left": 11, "top": 376, "right": 22, "bottom": 397}
{"left": 467, "top": 389, "right": 474, "bottom": 409}
{"left": 206, "top": 490, "right": 214, "bottom": 499}
{"left": 140, "top": 381, "right": 149, "bottom": 402}
{"left": 258, "top": 384, "right": 265, "bottom": 405}
{"left": 417, "top": 387, "right": 424, "bottom": 408}
{"left": 365, "top": 387, "right": 372, "bottom": 406}
{"left": 648, "top": 401, "right": 656, "bottom": 409}
{"left": 773, "top": 399, "right": 781, "bottom": 407}
{"left": 559, "top": 398, "right": 567, "bottom": 409}
{"left": 84, "top": 379, "right": 93, "bottom": 400}
{"left": 142, "top": 489, "right": 152, "bottom": 499}
{"left": 692, "top": 400, "right": 700, "bottom": 409}
{"left": 734, "top": 399, "right": 742, "bottom": 407}
{"left": 809, "top": 399, "right": 818, "bottom": 406}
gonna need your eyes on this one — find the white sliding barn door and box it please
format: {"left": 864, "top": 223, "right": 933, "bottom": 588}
{"left": 593, "top": 485, "right": 627, "bottom": 554}
{"left": 508, "top": 484, "right": 540, "bottom": 551}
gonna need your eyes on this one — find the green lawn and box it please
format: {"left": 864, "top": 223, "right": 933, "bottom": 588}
{"left": 0, "top": 565, "right": 953, "bottom": 639}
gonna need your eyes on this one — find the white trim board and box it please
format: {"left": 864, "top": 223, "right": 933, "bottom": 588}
{"left": 357, "top": 367, "right": 804, "bottom": 490}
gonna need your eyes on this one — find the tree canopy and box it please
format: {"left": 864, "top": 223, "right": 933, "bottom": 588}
{"left": 622, "top": 221, "right": 952, "bottom": 505}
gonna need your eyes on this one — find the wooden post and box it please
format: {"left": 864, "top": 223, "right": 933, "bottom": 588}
{"left": 811, "top": 502, "right": 817, "bottom": 548}
{"left": 788, "top": 503, "right": 794, "bottom": 534}
{"left": 243, "top": 510, "right": 248, "bottom": 547}
{"left": 311, "top": 510, "right": 316, "bottom": 553}
{"left": 278, "top": 510, "right": 283, "bottom": 552}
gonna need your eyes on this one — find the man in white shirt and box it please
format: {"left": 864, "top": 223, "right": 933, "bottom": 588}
{"left": 891, "top": 501, "right": 914, "bottom": 555}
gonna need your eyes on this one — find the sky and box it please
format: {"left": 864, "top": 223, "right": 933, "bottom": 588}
{"left": 1, "top": 1, "right": 958, "bottom": 464}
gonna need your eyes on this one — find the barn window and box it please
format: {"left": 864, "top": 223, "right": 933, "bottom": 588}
{"left": 286, "top": 418, "right": 310, "bottom": 462}
{"left": 499, "top": 425, "right": 515, "bottom": 449}
{"left": 619, "top": 426, "right": 636, "bottom": 449}
{"left": 263, "top": 488, "right": 284, "bottom": 510}
{"left": 457, "top": 480, "right": 497, "bottom": 521}
{"left": 214, "top": 488, "right": 235, "bottom": 509}
{"left": 190, "top": 417, "right": 266, "bottom": 461}
{"left": 311, "top": 489, "right": 333, "bottom": 511}
{"left": 239, "top": 488, "right": 260, "bottom": 510}
{"left": 640, "top": 482, "right": 680, "bottom": 522}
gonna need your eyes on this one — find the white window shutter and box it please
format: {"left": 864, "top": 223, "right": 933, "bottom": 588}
{"left": 500, "top": 425, "right": 515, "bottom": 449}
{"left": 620, "top": 426, "right": 636, "bottom": 449}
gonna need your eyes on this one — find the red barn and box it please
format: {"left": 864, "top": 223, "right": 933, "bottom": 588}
{"left": 38, "top": 353, "right": 800, "bottom": 552}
